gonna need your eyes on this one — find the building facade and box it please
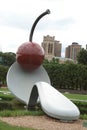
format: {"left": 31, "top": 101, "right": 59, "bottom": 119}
{"left": 86, "top": 44, "right": 87, "bottom": 50}
{"left": 65, "top": 42, "right": 81, "bottom": 63}
{"left": 42, "top": 35, "right": 62, "bottom": 60}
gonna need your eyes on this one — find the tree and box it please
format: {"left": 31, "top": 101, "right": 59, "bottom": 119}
{"left": 64, "top": 60, "right": 74, "bottom": 64}
{"left": 48, "top": 58, "right": 59, "bottom": 64}
{"left": 77, "top": 48, "right": 87, "bottom": 65}
{"left": 0, "top": 65, "right": 8, "bottom": 85}
{"left": 0, "top": 52, "right": 16, "bottom": 67}
{"left": 43, "top": 59, "right": 49, "bottom": 64}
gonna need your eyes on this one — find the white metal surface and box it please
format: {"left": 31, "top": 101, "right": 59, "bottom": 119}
{"left": 35, "top": 82, "right": 80, "bottom": 121}
{"left": 7, "top": 62, "right": 50, "bottom": 104}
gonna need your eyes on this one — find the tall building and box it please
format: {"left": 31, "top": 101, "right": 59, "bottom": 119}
{"left": 65, "top": 42, "right": 81, "bottom": 63}
{"left": 86, "top": 44, "right": 87, "bottom": 50}
{"left": 0, "top": 45, "right": 2, "bottom": 52}
{"left": 42, "top": 35, "right": 62, "bottom": 60}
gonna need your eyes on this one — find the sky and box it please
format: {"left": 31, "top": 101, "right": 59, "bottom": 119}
{"left": 0, "top": 0, "right": 87, "bottom": 57}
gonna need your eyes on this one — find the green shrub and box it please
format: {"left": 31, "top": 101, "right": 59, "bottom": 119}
{"left": 79, "top": 107, "right": 87, "bottom": 114}
{"left": 72, "top": 101, "right": 87, "bottom": 114}
{"left": 11, "top": 99, "right": 25, "bottom": 110}
{"left": 80, "top": 114, "right": 87, "bottom": 120}
{"left": 0, "top": 101, "right": 13, "bottom": 110}
{"left": 0, "top": 93, "right": 14, "bottom": 101}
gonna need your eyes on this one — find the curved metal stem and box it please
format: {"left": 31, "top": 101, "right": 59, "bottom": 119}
{"left": 29, "top": 9, "right": 50, "bottom": 42}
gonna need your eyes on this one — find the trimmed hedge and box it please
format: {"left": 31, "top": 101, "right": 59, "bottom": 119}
{"left": 0, "top": 101, "right": 13, "bottom": 110}
{"left": 43, "top": 63, "right": 87, "bottom": 91}
{"left": 72, "top": 101, "right": 87, "bottom": 114}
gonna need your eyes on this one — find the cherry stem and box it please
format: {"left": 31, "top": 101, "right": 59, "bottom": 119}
{"left": 29, "top": 9, "right": 50, "bottom": 42}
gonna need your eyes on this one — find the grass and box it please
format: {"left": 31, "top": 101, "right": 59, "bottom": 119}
{"left": 0, "top": 120, "right": 36, "bottom": 130}
{"left": 0, "top": 87, "right": 87, "bottom": 120}
{"left": 0, "top": 93, "right": 14, "bottom": 101}
{"left": 0, "top": 87, "right": 8, "bottom": 91}
{"left": 0, "top": 87, "right": 14, "bottom": 100}
{"left": 83, "top": 120, "right": 87, "bottom": 127}
{"left": 64, "top": 93, "right": 87, "bottom": 120}
{"left": 0, "top": 110, "right": 44, "bottom": 117}
{"left": 80, "top": 114, "right": 87, "bottom": 120}
{"left": 64, "top": 93, "right": 87, "bottom": 100}
{"left": 1, "top": 87, "right": 87, "bottom": 101}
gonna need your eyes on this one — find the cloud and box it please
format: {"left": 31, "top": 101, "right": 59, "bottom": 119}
{"left": 0, "top": 0, "right": 87, "bottom": 56}
{"left": 0, "top": 25, "right": 29, "bottom": 53}
{"left": 0, "top": 11, "right": 33, "bottom": 30}
{"left": 46, "top": 17, "right": 75, "bottom": 31}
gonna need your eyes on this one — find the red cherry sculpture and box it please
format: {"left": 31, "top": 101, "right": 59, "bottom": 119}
{"left": 16, "top": 42, "right": 44, "bottom": 70}
{"left": 16, "top": 9, "right": 50, "bottom": 71}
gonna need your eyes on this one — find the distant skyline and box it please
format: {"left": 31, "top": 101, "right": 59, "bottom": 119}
{"left": 0, "top": 45, "right": 2, "bottom": 51}
{"left": 0, "top": 0, "right": 87, "bottom": 57}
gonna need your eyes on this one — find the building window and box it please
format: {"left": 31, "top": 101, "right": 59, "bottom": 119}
{"left": 48, "top": 43, "right": 53, "bottom": 54}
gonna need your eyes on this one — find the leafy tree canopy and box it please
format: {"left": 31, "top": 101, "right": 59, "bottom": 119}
{"left": 0, "top": 52, "right": 16, "bottom": 66}
{"left": 77, "top": 48, "right": 87, "bottom": 65}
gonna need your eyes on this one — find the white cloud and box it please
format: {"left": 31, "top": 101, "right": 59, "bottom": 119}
{"left": 0, "top": 0, "right": 87, "bottom": 56}
{"left": 0, "top": 25, "right": 29, "bottom": 53}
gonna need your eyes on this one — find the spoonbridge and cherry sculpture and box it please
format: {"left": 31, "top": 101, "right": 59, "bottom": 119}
{"left": 7, "top": 9, "right": 80, "bottom": 121}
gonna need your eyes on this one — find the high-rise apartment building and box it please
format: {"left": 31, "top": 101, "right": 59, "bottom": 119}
{"left": 86, "top": 44, "right": 87, "bottom": 50}
{"left": 65, "top": 42, "right": 81, "bottom": 63}
{"left": 42, "top": 35, "right": 62, "bottom": 60}
{"left": 0, "top": 45, "right": 2, "bottom": 52}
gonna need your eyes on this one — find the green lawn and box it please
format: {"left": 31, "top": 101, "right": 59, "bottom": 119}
{"left": 0, "top": 92, "right": 14, "bottom": 100}
{"left": 0, "top": 87, "right": 8, "bottom": 91}
{"left": 0, "top": 87, "right": 87, "bottom": 120}
{"left": 64, "top": 93, "right": 87, "bottom": 101}
{"left": 0, "top": 120, "right": 36, "bottom": 130}
{"left": 0, "top": 110, "right": 44, "bottom": 117}
{"left": 0, "top": 87, "right": 87, "bottom": 101}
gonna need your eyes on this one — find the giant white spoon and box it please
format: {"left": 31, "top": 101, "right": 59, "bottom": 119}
{"left": 7, "top": 62, "right": 50, "bottom": 104}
